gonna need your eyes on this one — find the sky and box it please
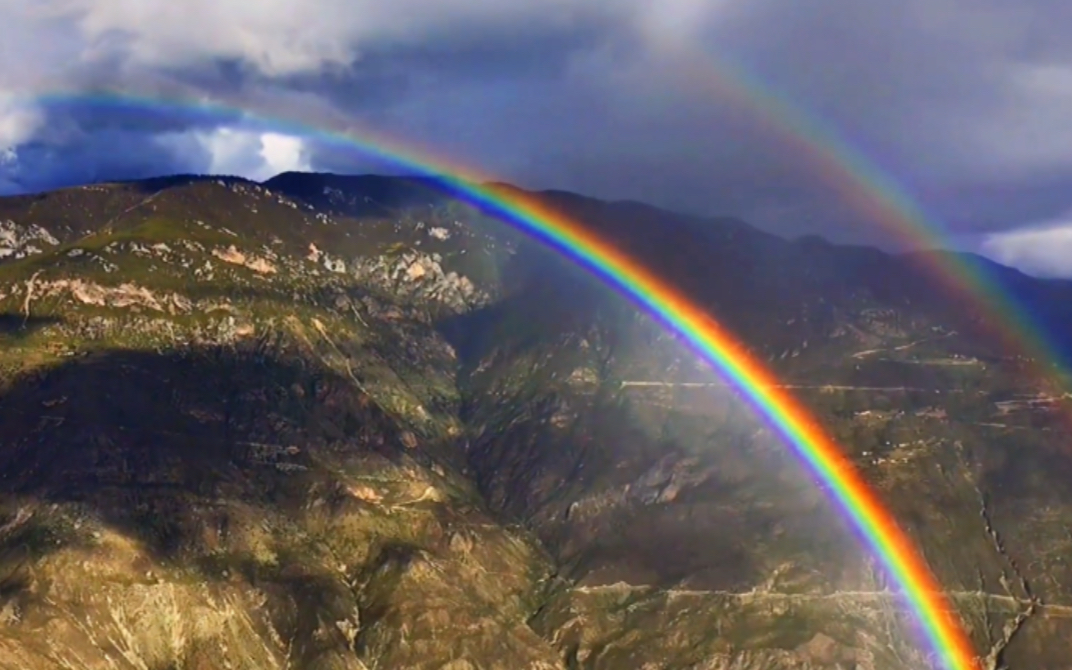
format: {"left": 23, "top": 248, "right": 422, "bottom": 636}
{"left": 3, "top": 1, "right": 1072, "bottom": 276}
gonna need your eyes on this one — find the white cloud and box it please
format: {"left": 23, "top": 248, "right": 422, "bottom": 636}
{"left": 633, "top": 0, "right": 737, "bottom": 47}
{"left": 26, "top": 0, "right": 634, "bottom": 77}
{"left": 0, "top": 97, "right": 42, "bottom": 150}
{"left": 259, "top": 133, "right": 310, "bottom": 175}
{"left": 0, "top": 97, "right": 41, "bottom": 191}
{"left": 981, "top": 214, "right": 1072, "bottom": 278}
{"left": 194, "top": 127, "right": 308, "bottom": 181}
{"left": 4, "top": 0, "right": 1072, "bottom": 247}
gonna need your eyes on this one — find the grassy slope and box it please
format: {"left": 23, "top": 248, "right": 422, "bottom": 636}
{"left": 0, "top": 175, "right": 1069, "bottom": 668}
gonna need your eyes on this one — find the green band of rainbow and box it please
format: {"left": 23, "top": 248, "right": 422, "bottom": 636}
{"left": 476, "top": 183, "right": 981, "bottom": 670}
{"left": 12, "top": 92, "right": 980, "bottom": 668}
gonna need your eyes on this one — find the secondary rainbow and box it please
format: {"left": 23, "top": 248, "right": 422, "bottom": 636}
{"left": 13, "top": 91, "right": 980, "bottom": 668}
{"left": 660, "top": 45, "right": 1072, "bottom": 387}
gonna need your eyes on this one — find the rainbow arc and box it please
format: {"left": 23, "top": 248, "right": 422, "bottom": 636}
{"left": 6, "top": 90, "right": 983, "bottom": 668}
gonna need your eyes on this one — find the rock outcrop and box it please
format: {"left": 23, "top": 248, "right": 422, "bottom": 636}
{"left": 0, "top": 173, "right": 1069, "bottom": 669}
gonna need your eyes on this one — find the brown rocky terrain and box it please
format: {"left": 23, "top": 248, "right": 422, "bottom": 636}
{"left": 0, "top": 172, "right": 1069, "bottom": 669}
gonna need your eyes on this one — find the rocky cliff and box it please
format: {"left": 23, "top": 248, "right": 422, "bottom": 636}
{"left": 0, "top": 173, "right": 1069, "bottom": 669}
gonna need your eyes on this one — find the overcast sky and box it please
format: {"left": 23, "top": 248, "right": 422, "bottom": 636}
{"left": 3, "top": 0, "right": 1072, "bottom": 275}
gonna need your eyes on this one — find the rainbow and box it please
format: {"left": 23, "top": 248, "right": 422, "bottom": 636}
{"left": 657, "top": 44, "right": 1072, "bottom": 387}
{"left": 7, "top": 91, "right": 980, "bottom": 668}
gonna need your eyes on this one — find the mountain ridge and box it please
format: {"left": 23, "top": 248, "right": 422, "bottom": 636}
{"left": 0, "top": 171, "right": 1068, "bottom": 668}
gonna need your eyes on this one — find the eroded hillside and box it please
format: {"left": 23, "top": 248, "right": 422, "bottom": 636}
{"left": 0, "top": 174, "right": 1068, "bottom": 669}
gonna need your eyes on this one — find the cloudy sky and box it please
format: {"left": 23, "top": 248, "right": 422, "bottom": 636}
{"left": 3, "top": 0, "right": 1072, "bottom": 276}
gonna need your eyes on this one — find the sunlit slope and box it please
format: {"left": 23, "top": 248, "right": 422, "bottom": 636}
{"left": 0, "top": 173, "right": 1067, "bottom": 668}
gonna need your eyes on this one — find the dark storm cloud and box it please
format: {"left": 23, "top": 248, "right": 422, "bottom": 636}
{"left": 1, "top": 128, "right": 211, "bottom": 195}
{"left": 283, "top": 0, "right": 1072, "bottom": 251}
{"left": 40, "top": 99, "right": 245, "bottom": 136}
{"left": 6, "top": 0, "right": 1072, "bottom": 273}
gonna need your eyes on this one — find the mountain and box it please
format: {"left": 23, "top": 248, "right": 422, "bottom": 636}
{"left": 0, "top": 172, "right": 1070, "bottom": 669}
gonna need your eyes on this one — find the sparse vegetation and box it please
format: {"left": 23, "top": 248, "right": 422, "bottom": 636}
{"left": 0, "top": 173, "right": 1069, "bottom": 668}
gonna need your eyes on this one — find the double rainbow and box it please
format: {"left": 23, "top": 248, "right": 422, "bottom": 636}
{"left": 10, "top": 90, "right": 982, "bottom": 668}
{"left": 662, "top": 46, "right": 1071, "bottom": 389}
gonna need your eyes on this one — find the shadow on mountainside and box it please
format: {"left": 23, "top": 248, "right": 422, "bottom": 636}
{"left": 0, "top": 314, "right": 65, "bottom": 341}
{"left": 0, "top": 329, "right": 829, "bottom": 610}
{"left": 0, "top": 343, "right": 482, "bottom": 667}
{"left": 1, "top": 327, "right": 1071, "bottom": 667}
{"left": 0, "top": 344, "right": 416, "bottom": 558}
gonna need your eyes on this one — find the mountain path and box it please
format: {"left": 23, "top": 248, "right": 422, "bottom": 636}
{"left": 572, "top": 583, "right": 1072, "bottom": 616}
{"left": 619, "top": 380, "right": 966, "bottom": 393}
